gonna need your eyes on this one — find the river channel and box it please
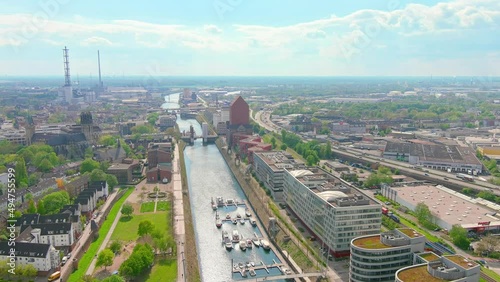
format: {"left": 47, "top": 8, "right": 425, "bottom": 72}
{"left": 162, "top": 94, "right": 286, "bottom": 282}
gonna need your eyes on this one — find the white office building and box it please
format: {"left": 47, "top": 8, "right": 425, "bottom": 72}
{"left": 253, "top": 151, "right": 305, "bottom": 202}
{"left": 283, "top": 168, "right": 381, "bottom": 257}
{"left": 350, "top": 228, "right": 426, "bottom": 282}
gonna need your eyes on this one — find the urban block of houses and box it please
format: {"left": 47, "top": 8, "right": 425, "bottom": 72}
{"left": 0, "top": 241, "right": 59, "bottom": 275}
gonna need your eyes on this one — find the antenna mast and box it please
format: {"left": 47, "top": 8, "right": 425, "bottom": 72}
{"left": 63, "top": 46, "right": 71, "bottom": 86}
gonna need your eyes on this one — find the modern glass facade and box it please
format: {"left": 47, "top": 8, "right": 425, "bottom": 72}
{"left": 283, "top": 169, "right": 381, "bottom": 256}
{"left": 350, "top": 229, "right": 426, "bottom": 282}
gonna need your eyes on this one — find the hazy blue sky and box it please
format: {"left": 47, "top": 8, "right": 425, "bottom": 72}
{"left": 0, "top": 0, "right": 498, "bottom": 76}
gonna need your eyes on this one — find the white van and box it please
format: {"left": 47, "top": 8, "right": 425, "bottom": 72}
{"left": 61, "top": 256, "right": 68, "bottom": 266}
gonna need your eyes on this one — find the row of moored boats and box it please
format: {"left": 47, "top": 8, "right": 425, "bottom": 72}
{"left": 222, "top": 230, "right": 270, "bottom": 251}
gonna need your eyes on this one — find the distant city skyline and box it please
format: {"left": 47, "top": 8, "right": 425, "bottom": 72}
{"left": 0, "top": 0, "right": 499, "bottom": 76}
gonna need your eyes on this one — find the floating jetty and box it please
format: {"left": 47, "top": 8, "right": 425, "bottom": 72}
{"left": 231, "top": 260, "right": 285, "bottom": 274}
{"left": 210, "top": 196, "right": 248, "bottom": 209}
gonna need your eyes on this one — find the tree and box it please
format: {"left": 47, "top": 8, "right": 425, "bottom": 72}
{"left": 449, "top": 224, "right": 470, "bottom": 250}
{"left": 415, "top": 203, "right": 432, "bottom": 224}
{"left": 147, "top": 113, "right": 160, "bottom": 126}
{"left": 119, "top": 243, "right": 154, "bottom": 277}
{"left": 154, "top": 237, "right": 168, "bottom": 255}
{"left": 41, "top": 191, "right": 70, "bottom": 214}
{"left": 38, "top": 159, "right": 55, "bottom": 172}
{"left": 151, "top": 228, "right": 164, "bottom": 240}
{"left": 15, "top": 157, "right": 28, "bottom": 188}
{"left": 37, "top": 199, "right": 46, "bottom": 215}
{"left": 121, "top": 203, "right": 134, "bottom": 218}
{"left": 280, "top": 144, "right": 287, "bottom": 151}
{"left": 80, "top": 158, "right": 100, "bottom": 174}
{"left": 475, "top": 235, "right": 500, "bottom": 256}
{"left": 101, "top": 276, "right": 126, "bottom": 282}
{"left": 20, "top": 264, "right": 37, "bottom": 278}
{"left": 89, "top": 169, "right": 107, "bottom": 181}
{"left": 270, "top": 137, "right": 276, "bottom": 149}
{"left": 106, "top": 174, "right": 118, "bottom": 190}
{"left": 26, "top": 199, "right": 37, "bottom": 214}
{"left": 98, "top": 135, "right": 118, "bottom": 147}
{"left": 131, "top": 125, "right": 154, "bottom": 134}
{"left": 109, "top": 241, "right": 122, "bottom": 254}
{"left": 96, "top": 249, "right": 114, "bottom": 270}
{"left": 138, "top": 220, "right": 155, "bottom": 237}
{"left": 84, "top": 147, "right": 94, "bottom": 159}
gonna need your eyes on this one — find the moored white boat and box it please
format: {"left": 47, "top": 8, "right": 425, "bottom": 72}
{"left": 239, "top": 218, "right": 245, "bottom": 225}
{"left": 232, "top": 230, "right": 240, "bottom": 242}
{"left": 252, "top": 237, "right": 261, "bottom": 247}
{"left": 260, "top": 239, "right": 270, "bottom": 250}
{"left": 246, "top": 239, "right": 253, "bottom": 248}
{"left": 239, "top": 240, "right": 247, "bottom": 251}
{"left": 245, "top": 208, "right": 251, "bottom": 217}
{"left": 216, "top": 196, "right": 224, "bottom": 207}
{"left": 249, "top": 268, "right": 256, "bottom": 276}
{"left": 250, "top": 218, "right": 257, "bottom": 226}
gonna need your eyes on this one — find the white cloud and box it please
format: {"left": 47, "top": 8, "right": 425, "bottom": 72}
{"left": 204, "top": 24, "right": 222, "bottom": 34}
{"left": 81, "top": 36, "right": 113, "bottom": 46}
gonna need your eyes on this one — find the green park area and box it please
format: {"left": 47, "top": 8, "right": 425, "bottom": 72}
{"left": 140, "top": 202, "right": 156, "bottom": 213}
{"left": 67, "top": 188, "right": 134, "bottom": 282}
{"left": 109, "top": 200, "right": 176, "bottom": 282}
{"left": 111, "top": 209, "right": 169, "bottom": 242}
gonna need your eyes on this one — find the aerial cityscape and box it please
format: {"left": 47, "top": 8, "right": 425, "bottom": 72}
{"left": 0, "top": 1, "right": 500, "bottom": 282}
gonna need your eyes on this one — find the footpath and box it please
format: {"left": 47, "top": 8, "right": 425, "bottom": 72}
{"left": 172, "top": 142, "right": 186, "bottom": 282}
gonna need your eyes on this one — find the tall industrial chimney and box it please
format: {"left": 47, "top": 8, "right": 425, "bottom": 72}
{"left": 98, "top": 50, "right": 103, "bottom": 88}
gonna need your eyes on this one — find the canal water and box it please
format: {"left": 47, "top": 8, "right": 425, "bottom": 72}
{"left": 162, "top": 94, "right": 286, "bottom": 282}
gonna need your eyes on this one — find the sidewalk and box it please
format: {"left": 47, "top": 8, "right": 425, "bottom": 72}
{"left": 172, "top": 142, "right": 186, "bottom": 282}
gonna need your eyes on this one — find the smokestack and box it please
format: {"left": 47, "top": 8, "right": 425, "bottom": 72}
{"left": 97, "top": 50, "right": 102, "bottom": 88}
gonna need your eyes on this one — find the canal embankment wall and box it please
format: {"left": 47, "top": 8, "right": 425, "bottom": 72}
{"left": 216, "top": 138, "right": 316, "bottom": 281}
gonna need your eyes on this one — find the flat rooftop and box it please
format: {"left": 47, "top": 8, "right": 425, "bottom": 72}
{"left": 397, "top": 265, "right": 446, "bottom": 282}
{"left": 398, "top": 228, "right": 423, "bottom": 238}
{"left": 385, "top": 142, "right": 481, "bottom": 165}
{"left": 352, "top": 235, "right": 392, "bottom": 249}
{"left": 393, "top": 185, "right": 493, "bottom": 228}
{"left": 444, "top": 255, "right": 478, "bottom": 269}
{"left": 418, "top": 252, "right": 440, "bottom": 262}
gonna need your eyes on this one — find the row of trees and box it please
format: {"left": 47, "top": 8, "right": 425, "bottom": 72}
{"left": 363, "top": 166, "right": 394, "bottom": 188}
{"left": 279, "top": 130, "right": 332, "bottom": 165}
{"left": 0, "top": 260, "right": 37, "bottom": 279}
{"left": 272, "top": 98, "right": 496, "bottom": 121}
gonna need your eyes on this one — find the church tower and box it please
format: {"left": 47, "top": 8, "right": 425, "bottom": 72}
{"left": 80, "top": 111, "right": 94, "bottom": 144}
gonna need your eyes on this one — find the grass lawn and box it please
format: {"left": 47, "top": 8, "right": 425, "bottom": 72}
{"left": 68, "top": 188, "right": 134, "bottom": 282}
{"left": 399, "top": 216, "right": 440, "bottom": 243}
{"left": 111, "top": 211, "right": 169, "bottom": 242}
{"left": 141, "top": 202, "right": 156, "bottom": 213}
{"left": 281, "top": 241, "right": 315, "bottom": 270}
{"left": 156, "top": 201, "right": 170, "bottom": 212}
{"left": 482, "top": 266, "right": 500, "bottom": 281}
{"left": 137, "top": 258, "right": 177, "bottom": 282}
